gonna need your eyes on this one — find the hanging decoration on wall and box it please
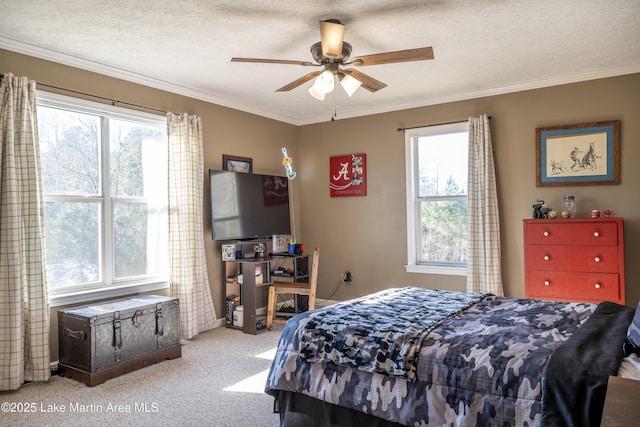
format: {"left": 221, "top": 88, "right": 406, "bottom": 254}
{"left": 329, "top": 153, "right": 367, "bottom": 197}
{"left": 281, "top": 147, "right": 296, "bottom": 179}
{"left": 280, "top": 146, "right": 298, "bottom": 242}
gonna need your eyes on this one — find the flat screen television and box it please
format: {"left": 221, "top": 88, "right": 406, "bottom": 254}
{"left": 209, "top": 169, "right": 291, "bottom": 241}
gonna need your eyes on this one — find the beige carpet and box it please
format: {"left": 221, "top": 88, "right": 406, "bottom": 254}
{"left": 0, "top": 324, "right": 286, "bottom": 427}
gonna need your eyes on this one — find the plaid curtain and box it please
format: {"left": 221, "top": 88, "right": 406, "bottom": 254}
{"left": 467, "top": 114, "right": 504, "bottom": 296}
{"left": 0, "top": 73, "right": 50, "bottom": 390}
{"left": 167, "top": 112, "right": 217, "bottom": 340}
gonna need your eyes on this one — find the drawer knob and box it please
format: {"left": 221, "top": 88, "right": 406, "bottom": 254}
{"left": 594, "top": 256, "right": 601, "bottom": 263}
{"left": 543, "top": 255, "right": 550, "bottom": 261}
{"left": 544, "top": 280, "right": 550, "bottom": 286}
{"left": 543, "top": 231, "right": 549, "bottom": 237}
{"left": 594, "top": 283, "right": 601, "bottom": 289}
{"left": 593, "top": 231, "right": 600, "bottom": 237}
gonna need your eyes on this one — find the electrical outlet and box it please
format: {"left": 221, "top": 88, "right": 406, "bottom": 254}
{"left": 342, "top": 271, "right": 353, "bottom": 283}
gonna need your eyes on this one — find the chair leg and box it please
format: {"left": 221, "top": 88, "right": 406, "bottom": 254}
{"left": 308, "top": 292, "right": 316, "bottom": 312}
{"left": 266, "top": 286, "right": 275, "bottom": 330}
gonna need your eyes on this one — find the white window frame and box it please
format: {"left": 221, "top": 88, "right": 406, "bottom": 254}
{"left": 37, "top": 91, "right": 170, "bottom": 307}
{"left": 404, "top": 122, "right": 468, "bottom": 276}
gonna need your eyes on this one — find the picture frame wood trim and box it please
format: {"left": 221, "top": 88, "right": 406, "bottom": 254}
{"left": 535, "top": 120, "right": 620, "bottom": 187}
{"left": 222, "top": 154, "right": 253, "bottom": 173}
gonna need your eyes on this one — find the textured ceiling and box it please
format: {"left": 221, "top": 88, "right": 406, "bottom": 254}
{"left": 1, "top": 0, "right": 639, "bottom": 125}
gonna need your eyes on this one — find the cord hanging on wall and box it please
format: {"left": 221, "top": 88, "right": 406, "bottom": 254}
{"left": 281, "top": 147, "right": 297, "bottom": 242}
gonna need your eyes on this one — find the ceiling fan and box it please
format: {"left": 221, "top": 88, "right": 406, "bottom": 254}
{"left": 231, "top": 19, "right": 434, "bottom": 100}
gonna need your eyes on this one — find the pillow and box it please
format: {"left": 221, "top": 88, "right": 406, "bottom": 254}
{"left": 626, "top": 302, "right": 640, "bottom": 352}
{"left": 618, "top": 353, "right": 640, "bottom": 380}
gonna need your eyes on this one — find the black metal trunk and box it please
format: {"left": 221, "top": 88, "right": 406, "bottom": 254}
{"left": 58, "top": 295, "right": 181, "bottom": 386}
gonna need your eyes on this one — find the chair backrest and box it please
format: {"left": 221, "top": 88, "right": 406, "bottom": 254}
{"left": 306, "top": 248, "right": 320, "bottom": 311}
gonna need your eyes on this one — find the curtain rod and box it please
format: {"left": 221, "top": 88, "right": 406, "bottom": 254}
{"left": 1, "top": 72, "right": 169, "bottom": 115}
{"left": 397, "top": 115, "right": 492, "bottom": 132}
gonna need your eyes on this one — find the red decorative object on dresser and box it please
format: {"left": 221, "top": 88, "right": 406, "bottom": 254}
{"left": 523, "top": 218, "right": 625, "bottom": 304}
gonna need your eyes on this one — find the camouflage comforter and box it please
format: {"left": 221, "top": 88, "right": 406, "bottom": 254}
{"left": 298, "top": 287, "right": 491, "bottom": 381}
{"left": 265, "top": 287, "right": 597, "bottom": 426}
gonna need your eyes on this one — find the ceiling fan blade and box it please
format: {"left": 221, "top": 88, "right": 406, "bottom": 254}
{"left": 351, "top": 47, "right": 434, "bottom": 66}
{"left": 344, "top": 69, "right": 387, "bottom": 92}
{"left": 231, "top": 57, "right": 317, "bottom": 66}
{"left": 276, "top": 71, "right": 322, "bottom": 92}
{"left": 319, "top": 19, "right": 345, "bottom": 59}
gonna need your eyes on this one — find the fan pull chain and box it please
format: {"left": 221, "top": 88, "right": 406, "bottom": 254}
{"left": 331, "top": 89, "right": 337, "bottom": 121}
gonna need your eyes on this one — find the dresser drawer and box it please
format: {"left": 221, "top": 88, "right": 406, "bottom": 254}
{"left": 526, "top": 245, "right": 587, "bottom": 271}
{"left": 526, "top": 270, "right": 621, "bottom": 303}
{"left": 526, "top": 245, "right": 619, "bottom": 272}
{"left": 525, "top": 223, "right": 587, "bottom": 245}
{"left": 525, "top": 221, "right": 618, "bottom": 246}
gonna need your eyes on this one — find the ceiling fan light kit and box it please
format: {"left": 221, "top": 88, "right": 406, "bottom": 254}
{"left": 231, "top": 19, "right": 434, "bottom": 101}
{"left": 307, "top": 69, "right": 361, "bottom": 100}
{"left": 309, "top": 67, "right": 360, "bottom": 100}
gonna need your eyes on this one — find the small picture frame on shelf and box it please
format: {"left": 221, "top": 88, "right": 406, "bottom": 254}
{"left": 223, "top": 154, "right": 253, "bottom": 173}
{"left": 221, "top": 244, "right": 236, "bottom": 261}
{"left": 272, "top": 234, "right": 288, "bottom": 253}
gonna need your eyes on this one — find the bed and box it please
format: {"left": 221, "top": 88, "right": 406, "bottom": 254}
{"left": 265, "top": 286, "right": 640, "bottom": 426}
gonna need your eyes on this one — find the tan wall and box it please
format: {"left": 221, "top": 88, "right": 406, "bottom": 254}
{"left": 3, "top": 49, "right": 639, "bottom": 360}
{"left": 298, "top": 74, "right": 640, "bottom": 307}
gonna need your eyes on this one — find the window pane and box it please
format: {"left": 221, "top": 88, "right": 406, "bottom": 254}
{"left": 110, "top": 119, "right": 167, "bottom": 198}
{"left": 113, "top": 202, "right": 148, "bottom": 278}
{"left": 38, "top": 106, "right": 100, "bottom": 195}
{"left": 44, "top": 202, "right": 100, "bottom": 288}
{"left": 113, "top": 202, "right": 168, "bottom": 279}
{"left": 417, "top": 132, "right": 468, "bottom": 197}
{"left": 419, "top": 199, "right": 468, "bottom": 264}
{"left": 38, "top": 93, "right": 169, "bottom": 300}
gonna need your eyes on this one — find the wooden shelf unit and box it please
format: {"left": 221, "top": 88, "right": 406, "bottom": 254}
{"left": 223, "top": 239, "right": 309, "bottom": 334}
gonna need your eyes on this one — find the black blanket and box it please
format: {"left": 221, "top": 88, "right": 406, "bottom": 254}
{"left": 541, "top": 301, "right": 635, "bottom": 427}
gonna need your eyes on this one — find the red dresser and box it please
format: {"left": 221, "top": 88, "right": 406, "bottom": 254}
{"left": 523, "top": 218, "right": 625, "bottom": 304}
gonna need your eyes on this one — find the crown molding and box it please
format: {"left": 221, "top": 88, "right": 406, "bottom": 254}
{"left": 0, "top": 36, "right": 298, "bottom": 124}
{"left": 302, "top": 64, "right": 640, "bottom": 125}
{"left": 3, "top": 36, "right": 639, "bottom": 127}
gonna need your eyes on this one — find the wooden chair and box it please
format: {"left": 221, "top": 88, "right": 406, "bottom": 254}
{"left": 266, "top": 248, "right": 319, "bottom": 329}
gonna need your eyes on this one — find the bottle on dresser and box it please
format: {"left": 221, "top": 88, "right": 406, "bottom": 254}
{"left": 562, "top": 195, "right": 576, "bottom": 218}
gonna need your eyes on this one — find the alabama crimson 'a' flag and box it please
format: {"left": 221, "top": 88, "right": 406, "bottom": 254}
{"left": 329, "top": 153, "right": 367, "bottom": 197}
